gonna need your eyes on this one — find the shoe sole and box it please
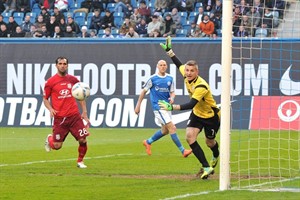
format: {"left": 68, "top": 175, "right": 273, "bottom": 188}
{"left": 201, "top": 169, "right": 214, "bottom": 179}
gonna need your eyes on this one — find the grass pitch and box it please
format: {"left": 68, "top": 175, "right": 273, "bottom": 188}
{"left": 0, "top": 128, "right": 299, "bottom": 200}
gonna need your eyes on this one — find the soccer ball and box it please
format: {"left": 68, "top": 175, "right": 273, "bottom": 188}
{"left": 71, "top": 82, "right": 90, "bottom": 101}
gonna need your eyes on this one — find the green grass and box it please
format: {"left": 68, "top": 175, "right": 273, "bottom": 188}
{"left": 0, "top": 128, "right": 299, "bottom": 200}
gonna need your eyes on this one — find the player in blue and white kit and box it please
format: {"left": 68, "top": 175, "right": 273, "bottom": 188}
{"left": 135, "top": 60, "right": 192, "bottom": 157}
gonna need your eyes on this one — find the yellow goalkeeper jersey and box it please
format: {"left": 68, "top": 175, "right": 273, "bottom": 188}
{"left": 179, "top": 65, "right": 218, "bottom": 119}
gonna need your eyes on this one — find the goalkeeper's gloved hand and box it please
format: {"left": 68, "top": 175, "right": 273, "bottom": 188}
{"left": 158, "top": 100, "right": 173, "bottom": 111}
{"left": 160, "top": 36, "right": 175, "bottom": 57}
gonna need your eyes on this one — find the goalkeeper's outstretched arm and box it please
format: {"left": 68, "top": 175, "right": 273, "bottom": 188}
{"left": 160, "top": 36, "right": 183, "bottom": 69}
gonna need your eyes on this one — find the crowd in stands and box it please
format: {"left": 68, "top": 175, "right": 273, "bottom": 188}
{"left": 0, "top": 0, "right": 289, "bottom": 38}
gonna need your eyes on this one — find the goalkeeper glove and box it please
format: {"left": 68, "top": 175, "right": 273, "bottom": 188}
{"left": 158, "top": 100, "right": 173, "bottom": 111}
{"left": 160, "top": 36, "right": 175, "bottom": 57}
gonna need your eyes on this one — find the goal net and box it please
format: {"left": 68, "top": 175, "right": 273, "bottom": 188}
{"left": 225, "top": 0, "right": 300, "bottom": 191}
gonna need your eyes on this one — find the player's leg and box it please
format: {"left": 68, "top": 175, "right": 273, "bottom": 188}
{"left": 45, "top": 118, "right": 68, "bottom": 152}
{"left": 165, "top": 120, "right": 192, "bottom": 157}
{"left": 70, "top": 114, "right": 90, "bottom": 168}
{"left": 204, "top": 113, "right": 220, "bottom": 168}
{"left": 186, "top": 112, "right": 214, "bottom": 179}
{"left": 142, "top": 111, "right": 168, "bottom": 155}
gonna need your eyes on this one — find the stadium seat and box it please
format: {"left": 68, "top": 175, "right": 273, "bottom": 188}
{"left": 13, "top": 12, "right": 25, "bottom": 25}
{"left": 31, "top": 3, "right": 41, "bottom": 15}
{"left": 74, "top": 13, "right": 86, "bottom": 26}
{"left": 69, "top": 3, "right": 79, "bottom": 13}
{"left": 2, "top": 12, "right": 11, "bottom": 23}
{"left": 176, "top": 29, "right": 187, "bottom": 37}
{"left": 106, "top": 3, "right": 116, "bottom": 12}
{"left": 113, "top": 12, "right": 124, "bottom": 28}
{"left": 97, "top": 29, "right": 106, "bottom": 37}
{"left": 182, "top": 20, "right": 191, "bottom": 31}
{"left": 179, "top": 12, "right": 187, "bottom": 25}
{"left": 87, "top": 12, "right": 94, "bottom": 27}
{"left": 195, "top": 2, "right": 203, "bottom": 11}
{"left": 188, "top": 11, "right": 198, "bottom": 22}
{"left": 26, "top": 12, "right": 37, "bottom": 23}
{"left": 111, "top": 29, "right": 119, "bottom": 37}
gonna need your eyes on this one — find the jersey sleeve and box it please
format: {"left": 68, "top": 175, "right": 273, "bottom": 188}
{"left": 143, "top": 78, "right": 153, "bottom": 91}
{"left": 179, "top": 65, "right": 185, "bottom": 77}
{"left": 43, "top": 81, "right": 52, "bottom": 99}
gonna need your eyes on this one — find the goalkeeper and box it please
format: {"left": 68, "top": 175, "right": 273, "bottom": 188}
{"left": 158, "top": 36, "right": 220, "bottom": 179}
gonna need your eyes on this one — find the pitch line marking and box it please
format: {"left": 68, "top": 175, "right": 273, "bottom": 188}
{"left": 0, "top": 153, "right": 133, "bottom": 167}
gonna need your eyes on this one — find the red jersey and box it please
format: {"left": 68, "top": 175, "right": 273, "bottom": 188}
{"left": 44, "top": 74, "right": 80, "bottom": 117}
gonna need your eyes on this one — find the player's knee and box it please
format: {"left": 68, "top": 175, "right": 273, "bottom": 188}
{"left": 53, "top": 143, "right": 62, "bottom": 150}
{"left": 78, "top": 138, "right": 87, "bottom": 144}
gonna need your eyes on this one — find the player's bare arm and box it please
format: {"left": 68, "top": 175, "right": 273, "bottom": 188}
{"left": 135, "top": 89, "right": 147, "bottom": 114}
{"left": 43, "top": 97, "right": 57, "bottom": 117}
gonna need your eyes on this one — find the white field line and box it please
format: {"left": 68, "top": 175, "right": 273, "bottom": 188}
{"left": 161, "top": 176, "right": 300, "bottom": 200}
{"left": 0, "top": 153, "right": 133, "bottom": 167}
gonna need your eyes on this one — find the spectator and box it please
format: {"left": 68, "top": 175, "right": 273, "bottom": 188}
{"left": 152, "top": 28, "right": 161, "bottom": 37}
{"left": 137, "top": 0, "right": 151, "bottom": 23}
{"left": 89, "top": 29, "right": 97, "bottom": 38}
{"left": 4, "top": 0, "right": 17, "bottom": 13}
{"left": 165, "top": 0, "right": 178, "bottom": 12}
{"left": 240, "top": 15, "right": 252, "bottom": 37}
{"left": 102, "top": 27, "right": 114, "bottom": 38}
{"left": 20, "top": 15, "right": 33, "bottom": 33}
{"left": 39, "top": 0, "right": 55, "bottom": 11}
{"left": 58, "top": 17, "right": 67, "bottom": 32}
{"left": 235, "top": 25, "right": 249, "bottom": 37}
{"left": 253, "top": 0, "right": 264, "bottom": 16}
{"left": 46, "top": 15, "right": 59, "bottom": 37}
{"left": 135, "top": 17, "right": 147, "bottom": 37}
{"left": 54, "top": 0, "right": 68, "bottom": 13}
{"left": 99, "top": 9, "right": 115, "bottom": 30}
{"left": 64, "top": 25, "right": 76, "bottom": 37}
{"left": 90, "top": 0, "right": 104, "bottom": 13}
{"left": 160, "top": 13, "right": 176, "bottom": 37}
{"left": 11, "top": 25, "right": 25, "bottom": 37}
{"left": 53, "top": 7, "right": 65, "bottom": 23}
{"left": 212, "top": 0, "right": 222, "bottom": 15}
{"left": 210, "top": 11, "right": 222, "bottom": 37}
{"left": 246, "top": 6, "right": 260, "bottom": 36}
{"left": 67, "top": 16, "right": 80, "bottom": 34}
{"left": 171, "top": 7, "right": 182, "bottom": 29}
{"left": 202, "top": 0, "right": 215, "bottom": 12}
{"left": 0, "top": 14, "right": 7, "bottom": 26}
{"left": 238, "top": 0, "right": 249, "bottom": 15}
{"left": 6, "top": 16, "right": 19, "bottom": 34}
{"left": 119, "top": 17, "right": 135, "bottom": 35}
{"left": 73, "top": 0, "right": 92, "bottom": 15}
{"left": 130, "top": 8, "right": 141, "bottom": 25}
{"left": 125, "top": 26, "right": 139, "bottom": 38}
{"left": 260, "top": 7, "right": 274, "bottom": 37}
{"left": 187, "top": 22, "right": 200, "bottom": 37}
{"left": 79, "top": 25, "right": 90, "bottom": 38}
{"left": 147, "top": 15, "right": 161, "bottom": 37}
{"left": 40, "top": 7, "right": 51, "bottom": 23}
{"left": 194, "top": 6, "right": 205, "bottom": 26}
{"left": 16, "top": 0, "right": 31, "bottom": 15}
{"left": 89, "top": 9, "right": 101, "bottom": 31}
{"left": 35, "top": 15, "right": 46, "bottom": 32}
{"left": 0, "top": 0, "right": 6, "bottom": 13}
{"left": 199, "top": 14, "right": 215, "bottom": 38}
{"left": 232, "top": 6, "right": 242, "bottom": 34}
{"left": 177, "top": 0, "right": 195, "bottom": 13}
{"left": 52, "top": 25, "right": 64, "bottom": 37}
{"left": 0, "top": 24, "right": 8, "bottom": 37}
{"left": 154, "top": 0, "right": 167, "bottom": 14}
{"left": 35, "top": 24, "right": 49, "bottom": 37}
{"left": 114, "top": 0, "right": 128, "bottom": 13}
{"left": 25, "top": 24, "right": 38, "bottom": 37}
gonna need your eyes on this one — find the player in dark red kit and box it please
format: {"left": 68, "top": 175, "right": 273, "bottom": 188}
{"left": 43, "top": 57, "right": 90, "bottom": 168}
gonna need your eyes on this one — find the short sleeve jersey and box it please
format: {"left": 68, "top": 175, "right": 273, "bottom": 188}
{"left": 143, "top": 73, "right": 174, "bottom": 111}
{"left": 179, "top": 65, "right": 218, "bottom": 118}
{"left": 43, "top": 74, "right": 80, "bottom": 117}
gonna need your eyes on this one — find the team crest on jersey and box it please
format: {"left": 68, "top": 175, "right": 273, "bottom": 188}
{"left": 167, "top": 81, "right": 171, "bottom": 86}
{"left": 68, "top": 83, "right": 72, "bottom": 88}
